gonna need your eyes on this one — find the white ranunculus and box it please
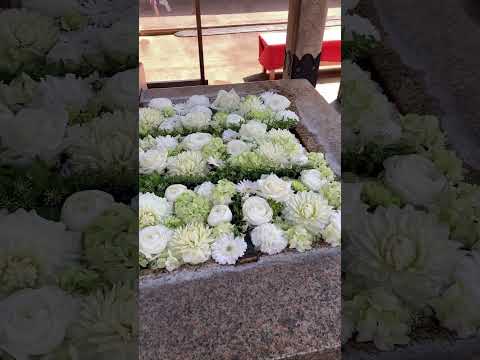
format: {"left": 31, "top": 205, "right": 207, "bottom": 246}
{"left": 261, "top": 92, "right": 291, "bottom": 112}
{"left": 226, "top": 114, "right": 244, "bottom": 128}
{"left": 208, "top": 205, "right": 233, "bottom": 227}
{"left": 239, "top": 120, "right": 267, "bottom": 141}
{"left": 100, "top": 68, "right": 137, "bottom": 111}
{"left": 257, "top": 174, "right": 293, "bottom": 202}
{"left": 212, "top": 89, "right": 241, "bottom": 112}
{"left": 0, "top": 106, "right": 67, "bottom": 164}
{"left": 322, "top": 210, "right": 341, "bottom": 247}
{"left": 189, "top": 105, "right": 212, "bottom": 117}
{"left": 148, "top": 98, "right": 173, "bottom": 111}
{"left": 251, "top": 223, "right": 288, "bottom": 255}
{"left": 181, "top": 111, "right": 211, "bottom": 130}
{"left": 61, "top": 190, "right": 115, "bottom": 232}
{"left": 187, "top": 95, "right": 210, "bottom": 109}
{"left": 227, "top": 140, "right": 251, "bottom": 156}
{"left": 0, "top": 287, "right": 77, "bottom": 359}
{"left": 242, "top": 196, "right": 273, "bottom": 226}
{"left": 384, "top": 154, "right": 447, "bottom": 207}
{"left": 165, "top": 184, "right": 188, "bottom": 202}
{"left": 301, "top": 169, "right": 328, "bottom": 192}
{"left": 195, "top": 181, "right": 215, "bottom": 199}
{"left": 181, "top": 132, "right": 213, "bottom": 151}
{"left": 222, "top": 129, "right": 239, "bottom": 142}
{"left": 139, "top": 148, "right": 168, "bottom": 175}
{"left": 212, "top": 234, "right": 247, "bottom": 265}
{"left": 139, "top": 225, "right": 173, "bottom": 260}
{"left": 1, "top": 209, "right": 81, "bottom": 278}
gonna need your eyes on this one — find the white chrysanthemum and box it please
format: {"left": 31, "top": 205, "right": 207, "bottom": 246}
{"left": 148, "top": 97, "right": 173, "bottom": 111}
{"left": 261, "top": 92, "right": 291, "bottom": 112}
{"left": 283, "top": 192, "right": 333, "bottom": 233}
{"left": 165, "top": 184, "right": 189, "bottom": 202}
{"left": 139, "top": 193, "right": 172, "bottom": 228}
{"left": 167, "top": 151, "right": 208, "bottom": 177}
{"left": 256, "top": 174, "right": 293, "bottom": 202}
{"left": 139, "top": 225, "right": 173, "bottom": 260}
{"left": 257, "top": 142, "right": 290, "bottom": 168}
{"left": 181, "top": 111, "right": 211, "bottom": 130}
{"left": 212, "top": 234, "right": 247, "bottom": 265}
{"left": 208, "top": 205, "right": 233, "bottom": 227}
{"left": 239, "top": 120, "right": 267, "bottom": 142}
{"left": 251, "top": 223, "right": 288, "bottom": 255}
{"left": 322, "top": 210, "right": 341, "bottom": 247}
{"left": 154, "top": 135, "right": 178, "bottom": 151}
{"left": 222, "top": 129, "right": 239, "bottom": 142}
{"left": 236, "top": 180, "right": 258, "bottom": 195}
{"left": 195, "top": 181, "right": 216, "bottom": 199}
{"left": 60, "top": 190, "right": 115, "bottom": 232}
{"left": 212, "top": 89, "right": 241, "bottom": 112}
{"left": 301, "top": 169, "right": 328, "bottom": 192}
{"left": 242, "top": 196, "right": 273, "bottom": 226}
{"left": 169, "top": 223, "right": 214, "bottom": 265}
{"left": 276, "top": 110, "right": 300, "bottom": 123}
{"left": 159, "top": 116, "right": 183, "bottom": 132}
{"left": 139, "top": 108, "right": 163, "bottom": 133}
{"left": 344, "top": 205, "right": 460, "bottom": 306}
{"left": 227, "top": 139, "right": 252, "bottom": 156}
{"left": 186, "top": 94, "right": 210, "bottom": 109}
{"left": 263, "top": 129, "right": 305, "bottom": 157}
{"left": 238, "top": 95, "right": 265, "bottom": 116}
{"left": 181, "top": 132, "right": 213, "bottom": 151}
{"left": 226, "top": 114, "right": 244, "bottom": 128}
{"left": 139, "top": 148, "right": 168, "bottom": 175}
{"left": 139, "top": 135, "right": 156, "bottom": 151}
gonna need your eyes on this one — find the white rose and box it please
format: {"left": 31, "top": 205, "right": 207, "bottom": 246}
{"left": 195, "top": 181, "right": 215, "bottom": 199}
{"left": 384, "top": 154, "right": 447, "bottom": 206}
{"left": 181, "top": 132, "right": 213, "bottom": 151}
{"left": 239, "top": 120, "right": 267, "bottom": 141}
{"left": 149, "top": 97, "right": 173, "bottom": 111}
{"left": 251, "top": 223, "right": 288, "bottom": 255}
{"left": 227, "top": 140, "right": 251, "bottom": 156}
{"left": 0, "top": 107, "right": 67, "bottom": 164}
{"left": 140, "top": 148, "right": 168, "bottom": 175}
{"left": 100, "top": 68, "right": 137, "bottom": 111}
{"left": 262, "top": 92, "right": 291, "bottom": 112}
{"left": 181, "top": 111, "right": 211, "bottom": 130}
{"left": 139, "top": 225, "right": 173, "bottom": 260}
{"left": 222, "top": 129, "right": 239, "bottom": 142}
{"left": 226, "top": 114, "right": 244, "bottom": 128}
{"left": 165, "top": 184, "right": 189, "bottom": 202}
{"left": 187, "top": 95, "right": 210, "bottom": 108}
{"left": 301, "top": 169, "right": 328, "bottom": 192}
{"left": 257, "top": 174, "right": 293, "bottom": 202}
{"left": 0, "top": 287, "right": 77, "bottom": 359}
{"left": 60, "top": 190, "right": 115, "bottom": 232}
{"left": 322, "top": 210, "right": 341, "bottom": 247}
{"left": 243, "top": 196, "right": 273, "bottom": 226}
{"left": 208, "top": 205, "right": 233, "bottom": 227}
{"left": 212, "top": 89, "right": 241, "bottom": 112}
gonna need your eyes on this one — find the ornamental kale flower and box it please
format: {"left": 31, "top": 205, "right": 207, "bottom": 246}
{"left": 84, "top": 203, "right": 138, "bottom": 283}
{"left": 70, "top": 284, "right": 137, "bottom": 359}
{"left": 169, "top": 223, "right": 215, "bottom": 265}
{"left": 344, "top": 205, "right": 460, "bottom": 307}
{"left": 283, "top": 192, "right": 333, "bottom": 233}
{"left": 287, "top": 226, "right": 315, "bottom": 252}
{"left": 174, "top": 191, "right": 212, "bottom": 224}
{"left": 344, "top": 288, "right": 411, "bottom": 351}
{"left": 0, "top": 255, "right": 40, "bottom": 296}
{"left": 139, "top": 193, "right": 172, "bottom": 228}
{"left": 167, "top": 151, "right": 208, "bottom": 177}
{"left": 263, "top": 129, "right": 304, "bottom": 157}
{"left": 202, "top": 137, "right": 227, "bottom": 161}
{"left": 139, "top": 108, "right": 163, "bottom": 137}
{"left": 212, "top": 180, "right": 237, "bottom": 205}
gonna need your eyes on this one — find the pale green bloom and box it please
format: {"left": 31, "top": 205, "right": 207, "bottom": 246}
{"left": 283, "top": 192, "right": 333, "bottom": 233}
{"left": 321, "top": 211, "right": 341, "bottom": 247}
{"left": 162, "top": 216, "right": 184, "bottom": 229}
{"left": 399, "top": 113, "right": 445, "bottom": 152}
{"left": 212, "top": 180, "right": 237, "bottom": 205}
{"left": 0, "top": 73, "right": 38, "bottom": 111}
{"left": 287, "top": 226, "right": 314, "bottom": 252}
{"left": 246, "top": 108, "right": 276, "bottom": 126}
{"left": 174, "top": 191, "right": 212, "bottom": 224}
{"left": 321, "top": 181, "right": 341, "bottom": 209}
{"left": 169, "top": 223, "right": 214, "bottom": 265}
{"left": 212, "top": 223, "right": 236, "bottom": 239}
{"left": 239, "top": 95, "right": 265, "bottom": 116}
{"left": 201, "top": 137, "right": 227, "bottom": 161}
{"left": 291, "top": 180, "right": 309, "bottom": 193}
{"left": 428, "top": 147, "right": 464, "bottom": 183}
{"left": 0, "top": 255, "right": 40, "bottom": 295}
{"left": 139, "top": 108, "right": 164, "bottom": 137}
{"left": 361, "top": 181, "right": 403, "bottom": 208}
{"left": 229, "top": 151, "right": 270, "bottom": 171}
{"left": 167, "top": 151, "right": 208, "bottom": 177}
{"left": 308, "top": 152, "right": 335, "bottom": 181}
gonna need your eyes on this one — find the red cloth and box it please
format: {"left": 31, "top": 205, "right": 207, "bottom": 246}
{"left": 259, "top": 29, "right": 341, "bottom": 71}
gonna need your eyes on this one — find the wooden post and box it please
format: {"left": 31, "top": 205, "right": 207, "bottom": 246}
{"left": 194, "top": 0, "right": 207, "bottom": 85}
{"left": 283, "top": 0, "right": 328, "bottom": 87}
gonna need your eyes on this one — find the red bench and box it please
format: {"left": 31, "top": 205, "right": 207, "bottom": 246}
{"left": 259, "top": 27, "right": 341, "bottom": 79}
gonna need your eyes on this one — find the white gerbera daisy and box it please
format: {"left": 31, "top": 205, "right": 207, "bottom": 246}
{"left": 211, "top": 234, "right": 247, "bottom": 265}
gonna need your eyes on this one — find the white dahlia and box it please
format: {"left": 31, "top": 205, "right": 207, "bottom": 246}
{"left": 139, "top": 148, "right": 168, "bottom": 175}
{"left": 167, "top": 151, "right": 208, "bottom": 177}
{"left": 169, "top": 223, "right": 214, "bottom": 265}
{"left": 283, "top": 192, "right": 333, "bottom": 233}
